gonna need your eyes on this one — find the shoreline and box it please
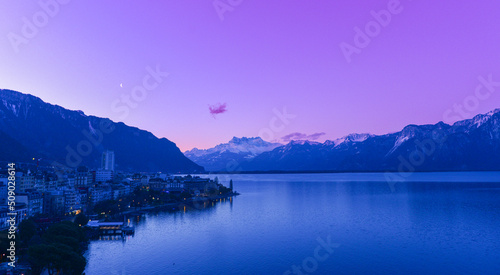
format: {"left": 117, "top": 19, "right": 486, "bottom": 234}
{"left": 197, "top": 170, "right": 500, "bottom": 175}
{"left": 120, "top": 192, "right": 240, "bottom": 216}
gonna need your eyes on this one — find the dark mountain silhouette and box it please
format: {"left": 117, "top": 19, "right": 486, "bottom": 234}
{"left": 189, "top": 110, "right": 500, "bottom": 172}
{"left": 0, "top": 89, "right": 204, "bottom": 173}
{"left": 242, "top": 109, "right": 500, "bottom": 172}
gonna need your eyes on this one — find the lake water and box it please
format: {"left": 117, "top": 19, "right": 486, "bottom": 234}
{"left": 85, "top": 172, "right": 500, "bottom": 274}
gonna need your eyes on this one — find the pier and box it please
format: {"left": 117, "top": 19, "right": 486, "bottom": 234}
{"left": 87, "top": 220, "right": 135, "bottom": 236}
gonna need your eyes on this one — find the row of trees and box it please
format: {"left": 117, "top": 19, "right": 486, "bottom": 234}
{"left": 91, "top": 187, "right": 193, "bottom": 219}
{"left": 91, "top": 182, "right": 235, "bottom": 220}
{"left": 0, "top": 214, "right": 89, "bottom": 275}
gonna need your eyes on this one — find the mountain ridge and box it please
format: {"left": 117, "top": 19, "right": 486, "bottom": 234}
{"left": 184, "top": 109, "right": 500, "bottom": 172}
{"left": 242, "top": 110, "right": 500, "bottom": 172}
{"left": 0, "top": 89, "right": 204, "bottom": 173}
{"left": 184, "top": 136, "right": 282, "bottom": 171}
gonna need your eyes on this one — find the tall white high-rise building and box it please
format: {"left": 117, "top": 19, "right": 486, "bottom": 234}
{"left": 101, "top": 150, "right": 115, "bottom": 171}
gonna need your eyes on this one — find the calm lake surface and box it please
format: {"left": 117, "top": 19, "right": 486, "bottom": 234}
{"left": 85, "top": 172, "right": 500, "bottom": 274}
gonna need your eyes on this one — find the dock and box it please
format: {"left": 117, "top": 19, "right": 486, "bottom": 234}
{"left": 86, "top": 220, "right": 135, "bottom": 236}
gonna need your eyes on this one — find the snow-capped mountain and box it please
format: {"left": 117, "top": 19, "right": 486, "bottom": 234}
{"left": 242, "top": 109, "right": 500, "bottom": 172}
{"left": 453, "top": 108, "right": 500, "bottom": 130}
{"left": 324, "top": 133, "right": 374, "bottom": 147}
{"left": 186, "top": 136, "right": 282, "bottom": 157}
{"left": 184, "top": 137, "right": 282, "bottom": 171}
{"left": 183, "top": 109, "right": 500, "bottom": 172}
{"left": 0, "top": 89, "right": 203, "bottom": 173}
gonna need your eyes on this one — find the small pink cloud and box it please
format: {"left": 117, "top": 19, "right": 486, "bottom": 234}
{"left": 281, "top": 132, "right": 308, "bottom": 142}
{"left": 209, "top": 102, "right": 227, "bottom": 118}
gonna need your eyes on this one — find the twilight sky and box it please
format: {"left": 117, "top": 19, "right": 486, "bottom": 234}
{"left": 1, "top": 1, "right": 500, "bottom": 151}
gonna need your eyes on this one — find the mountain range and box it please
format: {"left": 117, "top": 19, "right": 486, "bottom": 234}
{"left": 185, "top": 110, "right": 500, "bottom": 172}
{"left": 0, "top": 89, "right": 204, "bottom": 173}
{"left": 184, "top": 137, "right": 282, "bottom": 171}
{"left": 2, "top": 89, "right": 499, "bottom": 174}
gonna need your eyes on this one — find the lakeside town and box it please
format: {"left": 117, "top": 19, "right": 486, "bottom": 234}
{"left": 0, "top": 151, "right": 238, "bottom": 274}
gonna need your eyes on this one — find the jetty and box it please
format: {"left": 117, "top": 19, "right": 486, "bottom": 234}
{"left": 86, "top": 220, "right": 135, "bottom": 236}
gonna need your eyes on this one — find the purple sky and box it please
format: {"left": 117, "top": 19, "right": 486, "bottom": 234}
{"left": 1, "top": 1, "right": 500, "bottom": 151}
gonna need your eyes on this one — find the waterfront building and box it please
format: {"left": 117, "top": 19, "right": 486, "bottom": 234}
{"left": 0, "top": 203, "right": 28, "bottom": 230}
{"left": 67, "top": 174, "right": 75, "bottom": 186}
{"left": 76, "top": 166, "right": 89, "bottom": 187}
{"left": 43, "top": 191, "right": 65, "bottom": 215}
{"left": 34, "top": 174, "right": 45, "bottom": 191}
{"left": 96, "top": 169, "right": 113, "bottom": 183}
{"left": 101, "top": 150, "right": 115, "bottom": 171}
{"left": 182, "top": 176, "right": 214, "bottom": 193}
{"left": 17, "top": 171, "right": 35, "bottom": 192}
{"left": 149, "top": 178, "right": 167, "bottom": 191}
{"left": 88, "top": 186, "right": 113, "bottom": 204}
{"left": 0, "top": 177, "right": 7, "bottom": 204}
{"left": 15, "top": 191, "right": 44, "bottom": 216}
{"left": 141, "top": 175, "right": 150, "bottom": 186}
{"left": 112, "top": 184, "right": 131, "bottom": 200}
{"left": 88, "top": 170, "right": 96, "bottom": 184}
{"left": 64, "top": 188, "right": 78, "bottom": 213}
{"left": 44, "top": 175, "right": 59, "bottom": 191}
{"left": 76, "top": 188, "right": 89, "bottom": 208}
{"left": 0, "top": 208, "right": 8, "bottom": 230}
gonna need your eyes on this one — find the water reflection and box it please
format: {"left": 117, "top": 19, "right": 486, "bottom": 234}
{"left": 105, "top": 196, "right": 237, "bottom": 242}
{"left": 86, "top": 173, "right": 500, "bottom": 274}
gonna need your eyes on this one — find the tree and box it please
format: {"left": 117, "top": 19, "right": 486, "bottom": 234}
{"left": 94, "top": 200, "right": 120, "bottom": 217}
{"left": 74, "top": 213, "right": 88, "bottom": 227}
{"left": 18, "top": 219, "right": 37, "bottom": 245}
{"left": 28, "top": 222, "right": 88, "bottom": 275}
{"left": 28, "top": 244, "right": 51, "bottom": 275}
{"left": 44, "top": 221, "right": 86, "bottom": 244}
{"left": 0, "top": 231, "right": 11, "bottom": 256}
{"left": 219, "top": 185, "right": 232, "bottom": 195}
{"left": 28, "top": 234, "right": 42, "bottom": 247}
{"left": 28, "top": 243, "right": 86, "bottom": 275}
